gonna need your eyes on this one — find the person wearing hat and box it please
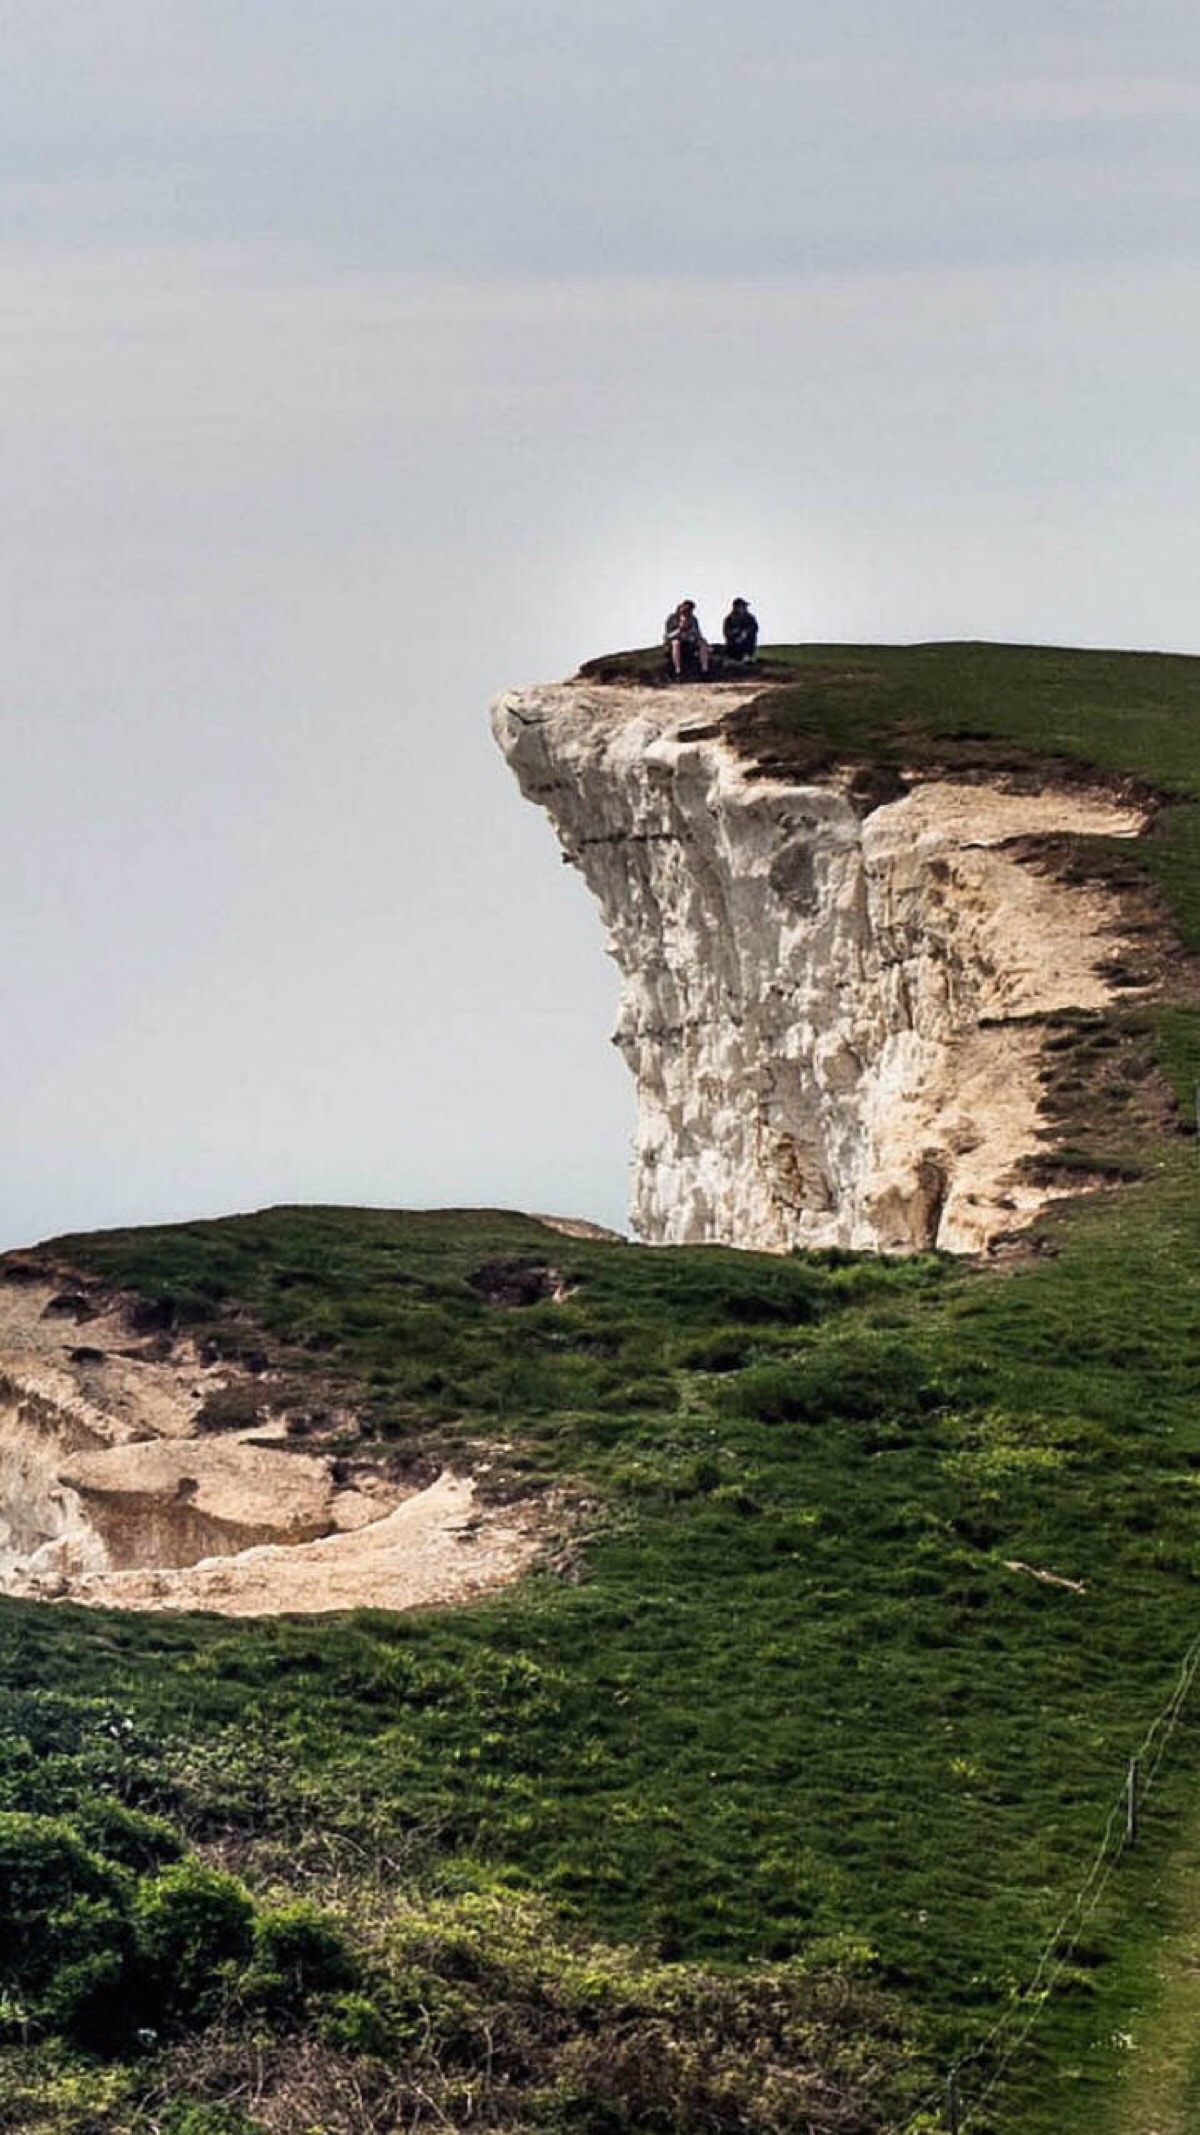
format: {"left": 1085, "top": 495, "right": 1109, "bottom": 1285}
{"left": 663, "top": 599, "right": 711, "bottom": 679}
{"left": 722, "top": 598, "right": 759, "bottom": 664}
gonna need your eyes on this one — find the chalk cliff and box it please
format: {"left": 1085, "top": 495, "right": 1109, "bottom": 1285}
{"left": 492, "top": 680, "right": 1155, "bottom": 1255}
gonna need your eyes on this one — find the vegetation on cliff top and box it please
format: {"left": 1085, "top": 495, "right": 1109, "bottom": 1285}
{"left": 5, "top": 642, "right": 1200, "bottom": 2132}
{"left": 583, "top": 638, "right": 1200, "bottom": 949}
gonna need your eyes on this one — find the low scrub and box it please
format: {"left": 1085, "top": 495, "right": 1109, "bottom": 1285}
{"left": 0, "top": 1890, "right": 921, "bottom": 2135}
{"left": 0, "top": 1815, "right": 352, "bottom": 2056}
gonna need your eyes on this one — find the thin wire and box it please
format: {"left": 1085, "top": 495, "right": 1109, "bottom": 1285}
{"left": 892, "top": 1616, "right": 1200, "bottom": 2132}
{"left": 963, "top": 1846, "right": 1124, "bottom": 2128}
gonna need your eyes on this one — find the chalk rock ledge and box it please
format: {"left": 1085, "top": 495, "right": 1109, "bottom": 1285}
{"left": 492, "top": 681, "right": 1155, "bottom": 1255}
{"left": 0, "top": 1280, "right": 542, "bottom": 1616}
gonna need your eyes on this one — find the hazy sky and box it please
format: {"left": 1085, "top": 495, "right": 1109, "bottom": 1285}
{"left": 5, "top": 1, "right": 1200, "bottom": 1250}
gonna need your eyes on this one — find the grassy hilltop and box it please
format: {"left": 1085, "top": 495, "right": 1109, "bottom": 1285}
{"left": 6, "top": 642, "right": 1200, "bottom": 2134}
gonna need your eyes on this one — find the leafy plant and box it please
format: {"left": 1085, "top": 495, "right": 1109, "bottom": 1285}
{"left": 132, "top": 1862, "right": 255, "bottom": 2028}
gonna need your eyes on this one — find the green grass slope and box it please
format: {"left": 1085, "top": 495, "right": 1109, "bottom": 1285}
{"left": 4, "top": 641, "right": 1200, "bottom": 2134}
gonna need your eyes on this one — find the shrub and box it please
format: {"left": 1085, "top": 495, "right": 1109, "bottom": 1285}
{"left": 377, "top": 1893, "right": 915, "bottom": 2130}
{"left": 321, "top": 1988, "right": 394, "bottom": 2055}
{"left": 158, "top": 2107, "right": 264, "bottom": 2135}
{"left": 73, "top": 1798, "right": 184, "bottom": 1874}
{"left": 242, "top": 1900, "right": 359, "bottom": 2018}
{"left": 133, "top": 1861, "right": 255, "bottom": 2027}
{"left": 38, "top": 1940, "right": 130, "bottom": 2050}
{"left": 0, "top": 1816, "right": 129, "bottom": 1988}
{"left": 0, "top": 1813, "right": 134, "bottom": 2046}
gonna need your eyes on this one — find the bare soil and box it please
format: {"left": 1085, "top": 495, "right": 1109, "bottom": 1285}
{"left": 0, "top": 1278, "right": 545, "bottom": 1616}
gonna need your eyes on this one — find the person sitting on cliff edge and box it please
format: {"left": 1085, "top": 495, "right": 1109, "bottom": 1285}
{"left": 664, "top": 599, "right": 710, "bottom": 679}
{"left": 722, "top": 597, "right": 759, "bottom": 664}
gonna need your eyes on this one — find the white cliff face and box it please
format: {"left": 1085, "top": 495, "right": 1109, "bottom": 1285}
{"left": 492, "top": 681, "right": 1153, "bottom": 1255}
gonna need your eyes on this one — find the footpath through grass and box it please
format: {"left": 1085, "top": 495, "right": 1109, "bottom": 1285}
{"left": 1084, "top": 1788, "right": 1200, "bottom": 2135}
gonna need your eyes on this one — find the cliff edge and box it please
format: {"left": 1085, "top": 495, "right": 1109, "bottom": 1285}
{"left": 493, "top": 665, "right": 1165, "bottom": 1254}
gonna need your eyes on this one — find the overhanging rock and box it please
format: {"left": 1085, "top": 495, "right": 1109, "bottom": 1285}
{"left": 493, "top": 680, "right": 1152, "bottom": 1254}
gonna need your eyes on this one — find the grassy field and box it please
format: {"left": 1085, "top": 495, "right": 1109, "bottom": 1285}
{"left": 5, "top": 641, "right": 1200, "bottom": 2133}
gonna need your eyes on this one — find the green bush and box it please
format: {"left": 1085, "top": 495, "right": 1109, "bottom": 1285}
{"left": 320, "top": 1988, "right": 394, "bottom": 2055}
{"left": 38, "top": 1940, "right": 130, "bottom": 2051}
{"left": 73, "top": 1798, "right": 183, "bottom": 1874}
{"left": 157, "top": 2106, "right": 264, "bottom": 2135}
{"left": 133, "top": 1861, "right": 255, "bottom": 2026}
{"left": 0, "top": 1813, "right": 133, "bottom": 2043}
{"left": 242, "top": 1899, "right": 358, "bottom": 2017}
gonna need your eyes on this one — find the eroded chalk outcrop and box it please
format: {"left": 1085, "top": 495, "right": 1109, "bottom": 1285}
{"left": 0, "top": 1278, "right": 541, "bottom": 1615}
{"left": 493, "top": 680, "right": 1157, "bottom": 1254}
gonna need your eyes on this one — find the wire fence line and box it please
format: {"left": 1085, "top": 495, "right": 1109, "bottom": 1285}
{"left": 890, "top": 1617, "right": 1200, "bottom": 2133}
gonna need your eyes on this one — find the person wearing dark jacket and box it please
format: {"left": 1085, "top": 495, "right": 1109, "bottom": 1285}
{"left": 722, "top": 598, "right": 759, "bottom": 663}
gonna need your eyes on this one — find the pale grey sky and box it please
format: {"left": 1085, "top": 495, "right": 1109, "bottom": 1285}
{"left": 4, "top": 2, "right": 1200, "bottom": 1248}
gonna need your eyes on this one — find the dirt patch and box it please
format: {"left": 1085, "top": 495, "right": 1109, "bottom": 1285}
{"left": 531, "top": 1212, "right": 626, "bottom": 1244}
{"left": 467, "top": 1260, "right": 577, "bottom": 1307}
{"left": 33, "top": 1470, "right": 544, "bottom": 1618}
{"left": 0, "top": 1277, "right": 545, "bottom": 1617}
